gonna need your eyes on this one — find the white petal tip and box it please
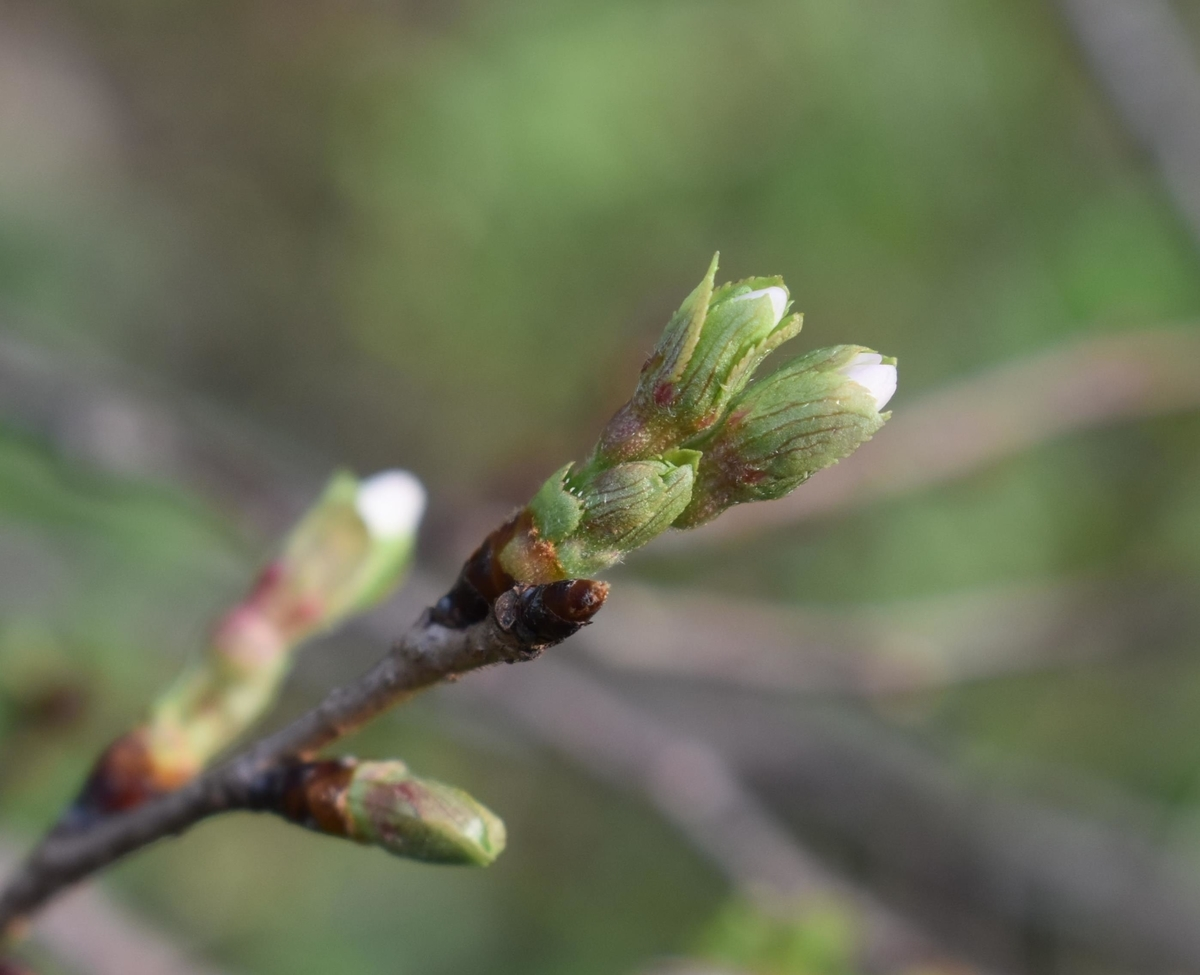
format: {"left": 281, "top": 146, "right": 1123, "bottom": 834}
{"left": 732, "top": 286, "right": 789, "bottom": 326}
{"left": 356, "top": 470, "right": 427, "bottom": 540}
{"left": 839, "top": 353, "right": 897, "bottom": 411}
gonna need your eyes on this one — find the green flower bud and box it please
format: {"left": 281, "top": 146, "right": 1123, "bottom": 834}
{"left": 345, "top": 761, "right": 506, "bottom": 866}
{"left": 556, "top": 452, "right": 699, "bottom": 575}
{"left": 674, "top": 346, "right": 896, "bottom": 528}
{"left": 145, "top": 470, "right": 426, "bottom": 788}
{"left": 597, "top": 254, "right": 802, "bottom": 462}
{"left": 278, "top": 469, "right": 426, "bottom": 632}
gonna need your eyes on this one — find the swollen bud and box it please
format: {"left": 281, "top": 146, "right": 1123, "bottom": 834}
{"left": 674, "top": 346, "right": 896, "bottom": 528}
{"left": 597, "top": 254, "right": 802, "bottom": 462}
{"left": 509, "top": 453, "right": 698, "bottom": 579}
{"left": 272, "top": 759, "right": 506, "bottom": 866}
{"left": 345, "top": 762, "right": 506, "bottom": 866}
{"left": 114, "top": 470, "right": 427, "bottom": 814}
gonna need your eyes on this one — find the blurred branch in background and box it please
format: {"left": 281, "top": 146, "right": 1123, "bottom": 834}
{"left": 0, "top": 838, "right": 230, "bottom": 975}
{"left": 638, "top": 682, "right": 1200, "bottom": 973}
{"left": 1057, "top": 0, "right": 1200, "bottom": 249}
{"left": 0, "top": 331, "right": 321, "bottom": 536}
{"left": 584, "top": 575, "right": 1200, "bottom": 697}
{"left": 457, "top": 659, "right": 942, "bottom": 973}
{"left": 678, "top": 327, "right": 1200, "bottom": 545}
{"left": 4, "top": 327, "right": 1200, "bottom": 970}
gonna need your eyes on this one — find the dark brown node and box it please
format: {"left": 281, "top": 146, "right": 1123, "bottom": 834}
{"left": 62, "top": 729, "right": 182, "bottom": 830}
{"left": 494, "top": 579, "right": 609, "bottom": 649}
{"left": 430, "top": 513, "right": 524, "bottom": 628}
{"left": 259, "top": 759, "right": 356, "bottom": 838}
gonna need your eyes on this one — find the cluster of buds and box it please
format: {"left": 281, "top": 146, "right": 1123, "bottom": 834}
{"left": 437, "top": 255, "right": 895, "bottom": 625}
{"left": 71, "top": 470, "right": 426, "bottom": 820}
{"left": 261, "top": 758, "right": 506, "bottom": 867}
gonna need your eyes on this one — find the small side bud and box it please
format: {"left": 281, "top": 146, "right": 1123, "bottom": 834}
{"left": 346, "top": 762, "right": 506, "bottom": 866}
{"left": 493, "top": 579, "right": 609, "bottom": 648}
{"left": 597, "top": 255, "right": 802, "bottom": 462}
{"left": 75, "top": 469, "right": 430, "bottom": 823}
{"left": 266, "top": 759, "right": 506, "bottom": 866}
{"left": 265, "top": 759, "right": 506, "bottom": 866}
{"left": 675, "top": 346, "right": 896, "bottom": 528}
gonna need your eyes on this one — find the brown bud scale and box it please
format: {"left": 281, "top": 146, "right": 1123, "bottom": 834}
{"left": 493, "top": 579, "right": 608, "bottom": 649}
{"left": 64, "top": 728, "right": 192, "bottom": 830}
{"left": 430, "top": 513, "right": 523, "bottom": 629}
{"left": 261, "top": 759, "right": 356, "bottom": 839}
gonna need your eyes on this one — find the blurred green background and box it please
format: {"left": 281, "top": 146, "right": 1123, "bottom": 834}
{"left": 3, "top": 0, "right": 1200, "bottom": 973}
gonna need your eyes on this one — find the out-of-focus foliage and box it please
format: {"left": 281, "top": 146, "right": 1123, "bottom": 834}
{"left": 2, "top": 0, "right": 1200, "bottom": 972}
{"left": 694, "top": 898, "right": 859, "bottom": 975}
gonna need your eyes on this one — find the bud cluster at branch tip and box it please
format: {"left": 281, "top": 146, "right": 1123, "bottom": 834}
{"left": 70, "top": 469, "right": 426, "bottom": 822}
{"left": 265, "top": 759, "right": 506, "bottom": 867}
{"left": 435, "top": 254, "right": 895, "bottom": 629}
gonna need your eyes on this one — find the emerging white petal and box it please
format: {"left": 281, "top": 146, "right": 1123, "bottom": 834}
{"left": 731, "top": 286, "right": 789, "bottom": 327}
{"left": 839, "top": 352, "right": 897, "bottom": 411}
{"left": 356, "top": 470, "right": 427, "bottom": 540}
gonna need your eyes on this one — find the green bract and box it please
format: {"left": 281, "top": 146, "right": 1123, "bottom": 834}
{"left": 520, "top": 453, "right": 699, "bottom": 578}
{"left": 559, "top": 453, "right": 698, "bottom": 575}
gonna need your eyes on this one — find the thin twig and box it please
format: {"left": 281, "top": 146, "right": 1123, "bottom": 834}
{"left": 4, "top": 331, "right": 1200, "bottom": 967}
{"left": 0, "top": 607, "right": 547, "bottom": 930}
{"left": 0, "top": 835, "right": 231, "bottom": 975}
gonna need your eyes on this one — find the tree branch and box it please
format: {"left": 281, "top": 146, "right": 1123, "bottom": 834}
{"left": 0, "top": 600, "right": 585, "bottom": 932}
{"left": 1, "top": 835, "right": 231, "bottom": 975}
